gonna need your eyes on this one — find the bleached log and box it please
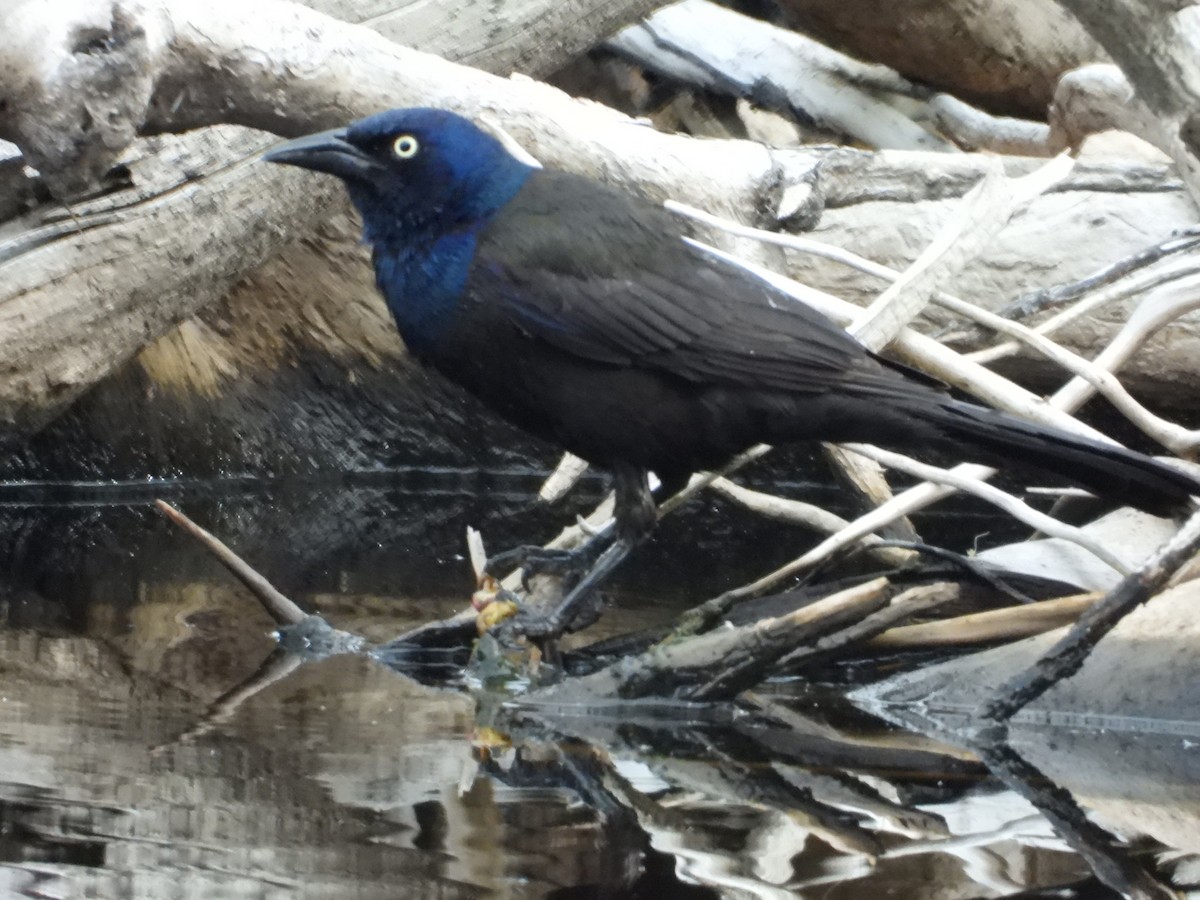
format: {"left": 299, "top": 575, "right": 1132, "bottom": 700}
{"left": 2, "top": 0, "right": 1199, "bottom": 466}
{"left": 1054, "top": 0, "right": 1200, "bottom": 207}
{"left": 0, "top": 0, "right": 704, "bottom": 443}
{"left": 608, "top": 0, "right": 950, "bottom": 151}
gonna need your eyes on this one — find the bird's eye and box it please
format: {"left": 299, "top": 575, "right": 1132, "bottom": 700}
{"left": 392, "top": 135, "right": 419, "bottom": 159}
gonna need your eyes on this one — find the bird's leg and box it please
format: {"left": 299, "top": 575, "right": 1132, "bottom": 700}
{"left": 503, "top": 465, "right": 657, "bottom": 639}
{"left": 483, "top": 525, "right": 614, "bottom": 583}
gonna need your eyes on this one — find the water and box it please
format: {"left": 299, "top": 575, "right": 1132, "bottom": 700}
{"left": 0, "top": 471, "right": 1192, "bottom": 898}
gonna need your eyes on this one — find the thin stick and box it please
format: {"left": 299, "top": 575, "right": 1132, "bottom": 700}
{"left": 155, "top": 499, "right": 307, "bottom": 626}
{"left": 979, "top": 505, "right": 1200, "bottom": 724}
{"left": 1003, "top": 227, "right": 1200, "bottom": 320}
{"left": 868, "top": 592, "right": 1101, "bottom": 650}
{"left": 842, "top": 444, "right": 1131, "bottom": 574}
{"left": 969, "top": 260, "right": 1200, "bottom": 366}
{"left": 707, "top": 476, "right": 913, "bottom": 565}
{"left": 1050, "top": 277, "right": 1200, "bottom": 413}
{"left": 685, "top": 577, "right": 895, "bottom": 701}
{"left": 933, "top": 291, "right": 1200, "bottom": 456}
{"left": 673, "top": 197, "right": 1200, "bottom": 455}
{"left": 772, "top": 582, "right": 960, "bottom": 674}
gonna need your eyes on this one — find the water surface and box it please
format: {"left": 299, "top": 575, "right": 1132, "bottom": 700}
{"left": 0, "top": 471, "right": 1191, "bottom": 898}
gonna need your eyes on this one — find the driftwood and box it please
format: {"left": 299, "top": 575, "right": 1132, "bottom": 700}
{"left": 0, "top": 0, "right": 669, "bottom": 445}
{"left": 608, "top": 0, "right": 950, "bottom": 151}
{"left": 772, "top": 0, "right": 1104, "bottom": 118}
{"left": 4, "top": 0, "right": 1200, "bottom": 468}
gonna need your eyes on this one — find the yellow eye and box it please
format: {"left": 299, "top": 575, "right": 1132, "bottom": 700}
{"left": 392, "top": 135, "right": 419, "bottom": 158}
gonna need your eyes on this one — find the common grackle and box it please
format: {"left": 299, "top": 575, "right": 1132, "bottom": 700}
{"left": 265, "top": 108, "right": 1200, "bottom": 636}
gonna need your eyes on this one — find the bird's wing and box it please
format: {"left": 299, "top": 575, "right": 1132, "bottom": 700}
{"left": 472, "top": 243, "right": 902, "bottom": 398}
{"left": 468, "top": 167, "right": 936, "bottom": 398}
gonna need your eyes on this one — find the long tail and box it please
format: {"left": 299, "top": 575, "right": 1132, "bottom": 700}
{"left": 901, "top": 398, "right": 1199, "bottom": 516}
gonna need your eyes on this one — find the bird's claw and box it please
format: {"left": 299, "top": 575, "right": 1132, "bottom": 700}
{"left": 493, "top": 606, "right": 563, "bottom": 642}
{"left": 484, "top": 540, "right": 606, "bottom": 583}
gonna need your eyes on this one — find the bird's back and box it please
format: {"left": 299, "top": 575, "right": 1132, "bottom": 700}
{"left": 418, "top": 170, "right": 945, "bottom": 479}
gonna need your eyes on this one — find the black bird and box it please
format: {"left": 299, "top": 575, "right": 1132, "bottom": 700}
{"left": 265, "top": 108, "right": 1200, "bottom": 635}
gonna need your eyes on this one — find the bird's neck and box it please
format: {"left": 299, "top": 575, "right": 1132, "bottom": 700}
{"left": 371, "top": 225, "right": 480, "bottom": 353}
{"left": 359, "top": 163, "right": 534, "bottom": 353}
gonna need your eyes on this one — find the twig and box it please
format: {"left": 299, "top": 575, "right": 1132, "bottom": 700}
{"left": 540, "top": 577, "right": 891, "bottom": 702}
{"left": 979, "top": 505, "right": 1200, "bottom": 725}
{"left": 968, "top": 259, "right": 1200, "bottom": 366}
{"left": 932, "top": 291, "right": 1200, "bottom": 457}
{"left": 685, "top": 473, "right": 974, "bottom": 623}
{"left": 867, "top": 592, "right": 1101, "bottom": 650}
{"left": 1050, "top": 276, "right": 1200, "bottom": 415}
{"left": 155, "top": 499, "right": 307, "bottom": 626}
{"left": 683, "top": 578, "right": 895, "bottom": 701}
{"left": 833, "top": 539, "right": 1036, "bottom": 604}
{"left": 660, "top": 444, "right": 774, "bottom": 517}
{"left": 842, "top": 444, "right": 1132, "bottom": 575}
{"left": 707, "top": 476, "right": 913, "bottom": 566}
{"left": 1002, "top": 227, "right": 1200, "bottom": 320}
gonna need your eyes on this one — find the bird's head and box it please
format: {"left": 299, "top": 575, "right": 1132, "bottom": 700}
{"left": 263, "top": 108, "right": 536, "bottom": 246}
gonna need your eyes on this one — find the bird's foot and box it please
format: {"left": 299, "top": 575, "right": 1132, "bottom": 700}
{"left": 484, "top": 534, "right": 611, "bottom": 584}
{"left": 488, "top": 538, "right": 633, "bottom": 642}
{"left": 496, "top": 589, "right": 607, "bottom": 642}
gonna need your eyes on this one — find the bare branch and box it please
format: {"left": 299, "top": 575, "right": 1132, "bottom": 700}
{"left": 155, "top": 499, "right": 308, "bottom": 626}
{"left": 841, "top": 445, "right": 1132, "bottom": 575}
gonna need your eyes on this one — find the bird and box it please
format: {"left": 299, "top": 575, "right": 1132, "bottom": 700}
{"left": 264, "top": 107, "right": 1200, "bottom": 636}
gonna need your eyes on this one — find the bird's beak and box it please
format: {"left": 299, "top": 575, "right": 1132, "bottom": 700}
{"left": 262, "top": 128, "right": 380, "bottom": 182}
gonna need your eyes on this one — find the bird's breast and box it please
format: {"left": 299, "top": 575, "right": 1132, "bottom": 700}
{"left": 372, "top": 229, "right": 480, "bottom": 352}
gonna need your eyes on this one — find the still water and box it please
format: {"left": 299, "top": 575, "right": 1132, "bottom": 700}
{"left": 0, "top": 470, "right": 1194, "bottom": 898}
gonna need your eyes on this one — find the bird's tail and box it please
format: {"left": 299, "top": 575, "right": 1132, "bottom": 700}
{"left": 898, "top": 397, "right": 1199, "bottom": 516}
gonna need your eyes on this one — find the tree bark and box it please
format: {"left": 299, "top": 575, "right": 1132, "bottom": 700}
{"left": 773, "top": 0, "right": 1104, "bottom": 118}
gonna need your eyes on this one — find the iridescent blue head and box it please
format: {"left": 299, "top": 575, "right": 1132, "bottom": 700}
{"left": 264, "top": 108, "right": 535, "bottom": 247}
{"left": 264, "top": 108, "right": 536, "bottom": 348}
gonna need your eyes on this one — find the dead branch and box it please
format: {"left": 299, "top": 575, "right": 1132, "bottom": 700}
{"left": 771, "top": 583, "right": 960, "bottom": 675}
{"left": 155, "top": 499, "right": 308, "bottom": 626}
{"left": 1002, "top": 227, "right": 1200, "bottom": 320}
{"left": 979, "top": 505, "right": 1200, "bottom": 725}
{"left": 532, "top": 577, "right": 891, "bottom": 702}
{"left": 867, "top": 593, "right": 1101, "bottom": 651}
